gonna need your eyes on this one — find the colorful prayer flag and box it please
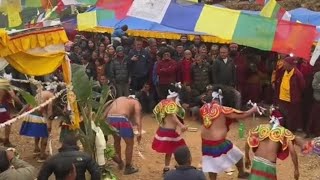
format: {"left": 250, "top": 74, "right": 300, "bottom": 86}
{"left": 6, "top": 0, "right": 22, "bottom": 27}
{"left": 25, "top": 0, "right": 42, "bottom": 7}
{"left": 79, "top": 0, "right": 97, "bottom": 5}
{"left": 60, "top": 0, "right": 97, "bottom": 6}
{"left": 260, "top": 0, "right": 291, "bottom": 21}
{"left": 256, "top": 0, "right": 282, "bottom": 5}
{"left": 97, "top": 0, "right": 133, "bottom": 19}
{"left": 77, "top": 10, "right": 114, "bottom": 31}
{"left": 77, "top": 11, "right": 97, "bottom": 31}
{"left": 128, "top": 1, "right": 317, "bottom": 60}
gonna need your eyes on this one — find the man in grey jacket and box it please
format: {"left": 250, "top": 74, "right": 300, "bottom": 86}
{"left": 109, "top": 46, "right": 130, "bottom": 97}
{"left": 0, "top": 147, "right": 36, "bottom": 180}
{"left": 211, "top": 46, "right": 236, "bottom": 87}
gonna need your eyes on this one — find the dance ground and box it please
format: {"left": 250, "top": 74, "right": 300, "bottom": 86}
{"left": 5, "top": 115, "right": 320, "bottom": 180}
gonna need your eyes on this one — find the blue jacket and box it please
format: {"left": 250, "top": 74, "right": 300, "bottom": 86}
{"left": 112, "top": 27, "right": 126, "bottom": 38}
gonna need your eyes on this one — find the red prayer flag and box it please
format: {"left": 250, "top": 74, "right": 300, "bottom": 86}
{"left": 96, "top": 0, "right": 132, "bottom": 19}
{"left": 57, "top": 0, "right": 65, "bottom": 13}
{"left": 272, "top": 20, "right": 317, "bottom": 60}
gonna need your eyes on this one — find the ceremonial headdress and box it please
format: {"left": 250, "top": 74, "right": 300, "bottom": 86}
{"left": 167, "top": 90, "right": 179, "bottom": 99}
{"left": 212, "top": 89, "right": 223, "bottom": 104}
{"left": 128, "top": 95, "right": 136, "bottom": 99}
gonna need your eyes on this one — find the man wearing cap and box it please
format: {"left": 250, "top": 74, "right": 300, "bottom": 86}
{"left": 109, "top": 46, "right": 130, "bottom": 97}
{"left": 128, "top": 38, "right": 151, "bottom": 92}
{"left": 152, "top": 88, "right": 188, "bottom": 174}
{"left": 199, "top": 89, "right": 257, "bottom": 180}
{"left": 104, "top": 96, "right": 142, "bottom": 175}
{"left": 274, "top": 56, "right": 305, "bottom": 132}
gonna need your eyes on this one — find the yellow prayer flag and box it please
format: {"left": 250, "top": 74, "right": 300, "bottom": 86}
{"left": 195, "top": 5, "right": 240, "bottom": 40}
{"left": 260, "top": 0, "right": 277, "bottom": 18}
{"left": 7, "top": 5, "right": 22, "bottom": 27}
{"left": 77, "top": 11, "right": 97, "bottom": 31}
{"left": 185, "top": 0, "right": 198, "bottom": 2}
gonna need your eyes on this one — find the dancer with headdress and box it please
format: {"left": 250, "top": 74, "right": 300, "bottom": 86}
{"left": 19, "top": 85, "right": 55, "bottom": 162}
{"left": 152, "top": 89, "right": 187, "bottom": 174}
{"left": 0, "top": 78, "right": 25, "bottom": 147}
{"left": 245, "top": 116, "right": 298, "bottom": 180}
{"left": 200, "top": 89, "right": 257, "bottom": 180}
{"left": 104, "top": 95, "right": 142, "bottom": 175}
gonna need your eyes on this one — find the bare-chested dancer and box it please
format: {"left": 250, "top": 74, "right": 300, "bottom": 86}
{"left": 245, "top": 120, "right": 299, "bottom": 180}
{"left": 19, "top": 87, "right": 54, "bottom": 162}
{"left": 104, "top": 96, "right": 142, "bottom": 175}
{"left": 0, "top": 79, "right": 25, "bottom": 147}
{"left": 152, "top": 90, "right": 187, "bottom": 174}
{"left": 199, "top": 90, "right": 257, "bottom": 180}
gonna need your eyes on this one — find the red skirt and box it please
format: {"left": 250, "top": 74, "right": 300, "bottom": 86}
{"left": 152, "top": 127, "right": 186, "bottom": 154}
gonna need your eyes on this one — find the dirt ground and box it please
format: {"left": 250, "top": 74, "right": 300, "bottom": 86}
{"left": 2, "top": 115, "right": 320, "bottom": 180}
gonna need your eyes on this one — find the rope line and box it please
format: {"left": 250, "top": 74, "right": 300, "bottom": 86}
{"left": 0, "top": 88, "right": 66, "bottom": 128}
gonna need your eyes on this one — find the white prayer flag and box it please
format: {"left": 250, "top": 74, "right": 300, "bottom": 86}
{"left": 127, "top": 0, "right": 171, "bottom": 23}
{"left": 310, "top": 41, "right": 320, "bottom": 66}
{"left": 62, "top": 0, "right": 82, "bottom": 5}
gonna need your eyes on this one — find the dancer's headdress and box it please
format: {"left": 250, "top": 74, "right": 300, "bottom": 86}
{"left": 167, "top": 90, "right": 178, "bottom": 99}
{"left": 128, "top": 95, "right": 137, "bottom": 99}
{"left": 212, "top": 89, "right": 223, "bottom": 104}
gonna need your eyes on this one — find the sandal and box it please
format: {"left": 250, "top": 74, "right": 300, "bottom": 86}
{"left": 33, "top": 149, "right": 41, "bottom": 155}
{"left": 3, "top": 141, "right": 15, "bottom": 148}
{"left": 124, "top": 165, "right": 139, "bottom": 175}
{"left": 163, "top": 167, "right": 170, "bottom": 175}
{"left": 37, "top": 157, "right": 47, "bottom": 163}
{"left": 238, "top": 172, "right": 250, "bottom": 179}
{"left": 37, "top": 154, "right": 49, "bottom": 163}
{"left": 118, "top": 160, "right": 124, "bottom": 170}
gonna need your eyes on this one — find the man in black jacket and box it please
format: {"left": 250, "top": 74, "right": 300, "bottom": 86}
{"left": 164, "top": 146, "right": 206, "bottom": 180}
{"left": 37, "top": 134, "right": 101, "bottom": 180}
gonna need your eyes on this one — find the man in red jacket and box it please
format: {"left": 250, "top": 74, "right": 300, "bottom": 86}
{"left": 157, "top": 48, "right": 178, "bottom": 100}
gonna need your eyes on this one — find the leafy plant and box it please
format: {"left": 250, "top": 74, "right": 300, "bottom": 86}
{"left": 71, "top": 64, "right": 117, "bottom": 179}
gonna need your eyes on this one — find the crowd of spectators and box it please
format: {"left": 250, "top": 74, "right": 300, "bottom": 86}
{"left": 64, "top": 26, "right": 320, "bottom": 139}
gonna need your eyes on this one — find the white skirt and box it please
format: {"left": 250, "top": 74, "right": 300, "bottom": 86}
{"left": 202, "top": 145, "right": 244, "bottom": 173}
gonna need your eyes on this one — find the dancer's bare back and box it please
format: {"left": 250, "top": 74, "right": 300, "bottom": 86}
{"left": 105, "top": 97, "right": 142, "bottom": 125}
{"left": 254, "top": 139, "right": 281, "bottom": 162}
{"left": 35, "top": 90, "right": 54, "bottom": 118}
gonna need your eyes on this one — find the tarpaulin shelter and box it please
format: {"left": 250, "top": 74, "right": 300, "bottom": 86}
{"left": 77, "top": 7, "right": 230, "bottom": 43}
{"left": 76, "top": 6, "right": 320, "bottom": 44}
